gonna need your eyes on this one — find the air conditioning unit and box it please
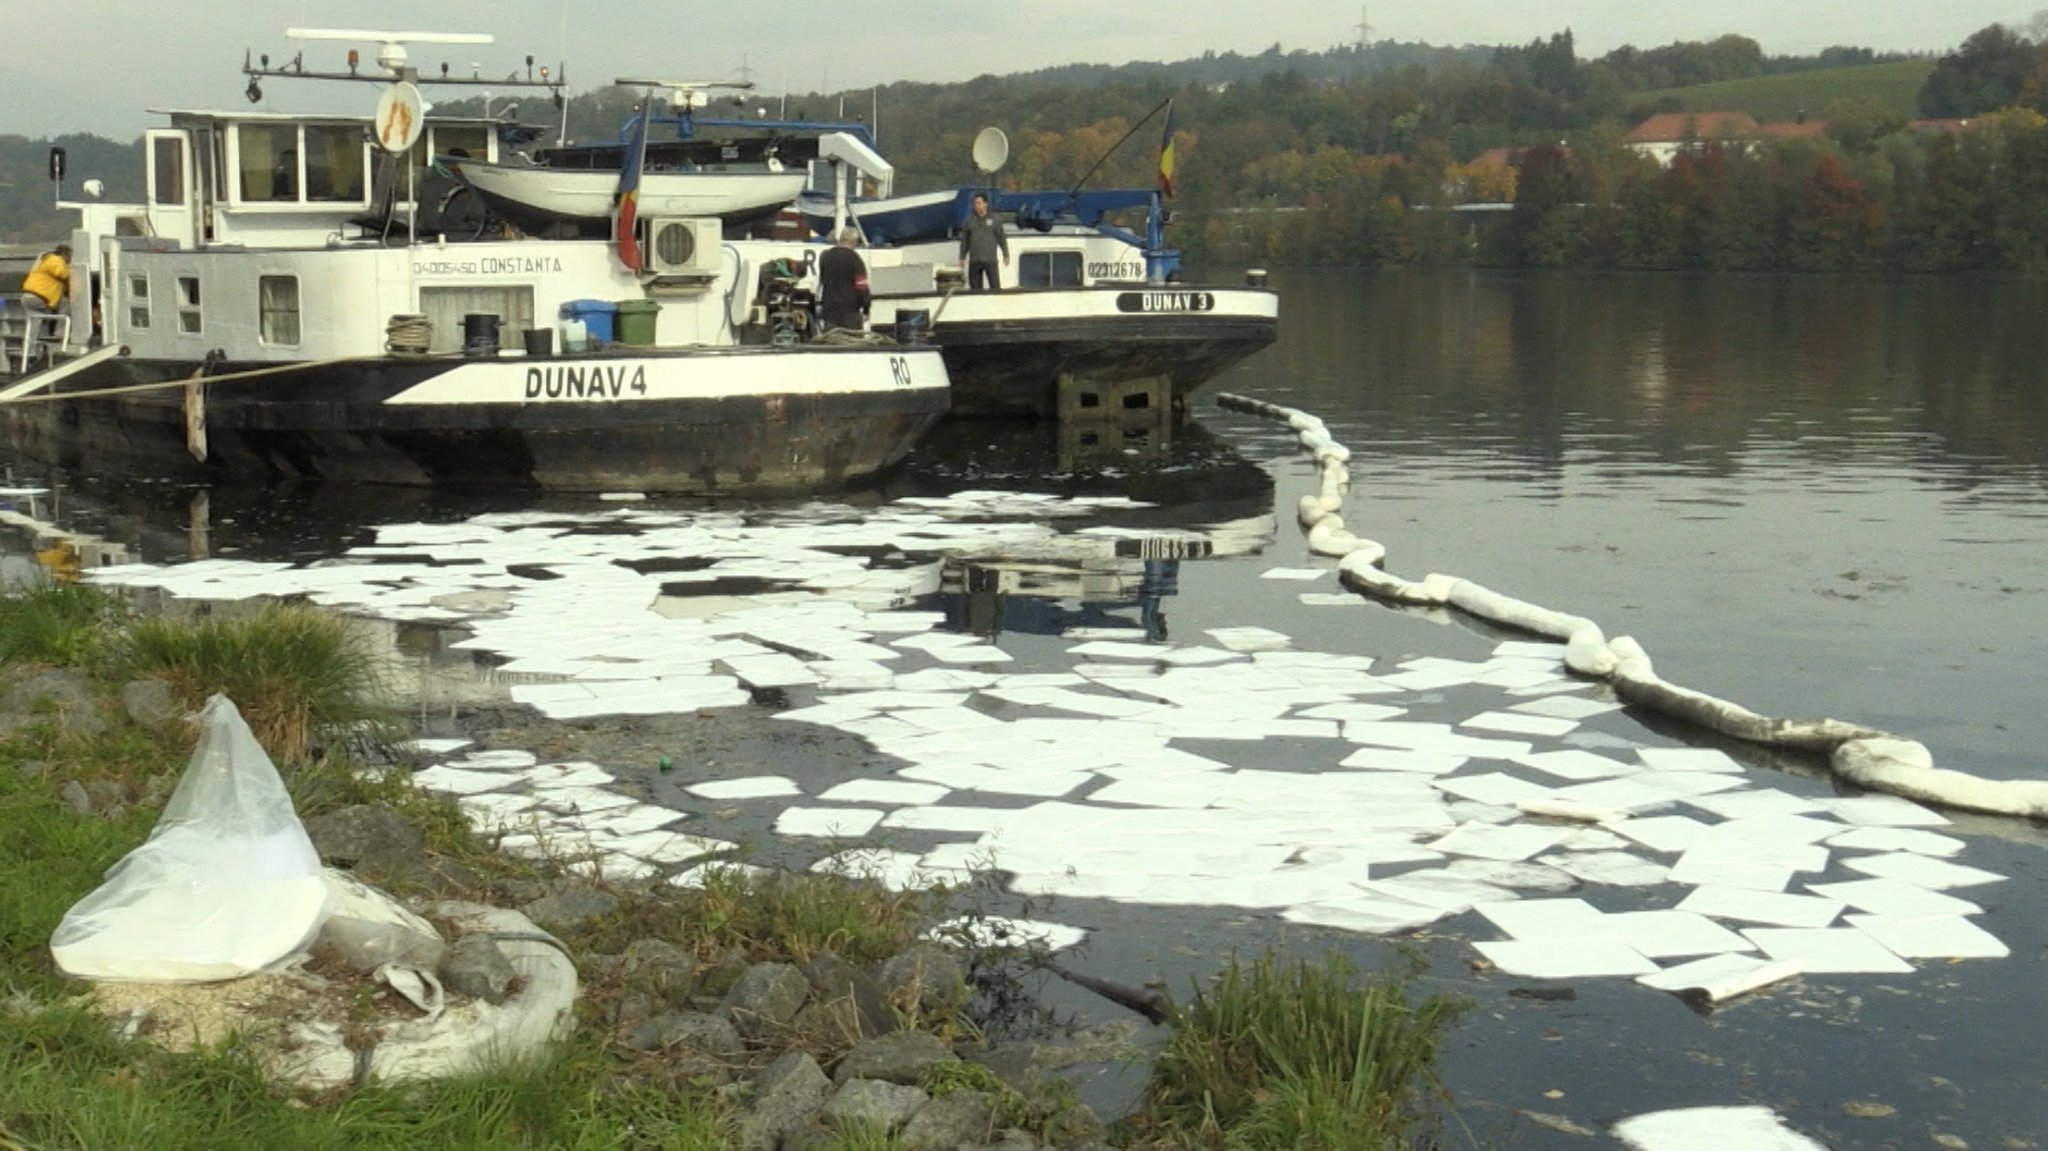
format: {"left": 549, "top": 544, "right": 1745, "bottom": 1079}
{"left": 644, "top": 217, "right": 721, "bottom": 277}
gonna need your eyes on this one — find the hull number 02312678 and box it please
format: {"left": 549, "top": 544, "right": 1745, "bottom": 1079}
{"left": 1115, "top": 291, "right": 1217, "bottom": 314}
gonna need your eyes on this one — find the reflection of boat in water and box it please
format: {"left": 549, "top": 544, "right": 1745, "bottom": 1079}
{"left": 884, "top": 416, "right": 1277, "bottom": 641}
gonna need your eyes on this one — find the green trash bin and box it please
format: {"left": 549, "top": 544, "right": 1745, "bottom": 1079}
{"left": 615, "top": 299, "right": 661, "bottom": 348}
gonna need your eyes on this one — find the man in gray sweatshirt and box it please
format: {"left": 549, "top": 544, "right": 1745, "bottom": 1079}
{"left": 958, "top": 193, "right": 1010, "bottom": 290}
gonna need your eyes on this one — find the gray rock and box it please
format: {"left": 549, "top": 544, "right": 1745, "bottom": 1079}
{"left": 806, "top": 950, "right": 898, "bottom": 1037}
{"left": 14, "top": 760, "right": 47, "bottom": 779}
{"left": 581, "top": 953, "right": 627, "bottom": 983}
{"left": 979, "top": 1129, "right": 1040, "bottom": 1151}
{"left": 306, "top": 805, "right": 473, "bottom": 894}
{"left": 623, "top": 1012, "right": 744, "bottom": 1084}
{"left": 823, "top": 1078, "right": 930, "bottom": 1131}
{"left": 439, "top": 936, "right": 517, "bottom": 1004}
{"left": 1057, "top": 1140, "right": 1118, "bottom": 1151}
{"left": 623, "top": 1010, "right": 744, "bottom": 1055}
{"left": 4, "top": 670, "right": 108, "bottom": 738}
{"left": 790, "top": 997, "right": 867, "bottom": 1049}
{"left": 58, "top": 779, "right": 92, "bottom": 815}
{"left": 974, "top": 1021, "right": 1140, "bottom": 1091}
{"left": 610, "top": 991, "right": 658, "bottom": 1031}
{"left": 622, "top": 938, "right": 698, "bottom": 1005}
{"left": 119, "top": 679, "right": 183, "bottom": 727}
{"left": 695, "top": 952, "right": 752, "bottom": 1000}
{"left": 900, "top": 1089, "right": 996, "bottom": 1151}
{"left": 305, "top": 805, "right": 427, "bottom": 867}
{"left": 731, "top": 1051, "right": 831, "bottom": 1151}
{"left": 720, "top": 961, "right": 811, "bottom": 1041}
{"left": 833, "top": 1031, "right": 958, "bottom": 1085}
{"left": 83, "top": 779, "right": 128, "bottom": 816}
{"left": 520, "top": 884, "right": 619, "bottom": 932}
{"left": 879, "top": 943, "right": 968, "bottom": 1019}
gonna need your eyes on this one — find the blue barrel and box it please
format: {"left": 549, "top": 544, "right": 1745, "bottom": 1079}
{"left": 560, "top": 299, "right": 618, "bottom": 345}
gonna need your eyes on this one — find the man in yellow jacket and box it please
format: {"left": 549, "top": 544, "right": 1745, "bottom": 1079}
{"left": 22, "top": 244, "right": 72, "bottom": 313}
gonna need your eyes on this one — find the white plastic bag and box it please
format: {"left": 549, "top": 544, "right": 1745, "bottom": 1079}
{"left": 50, "top": 694, "right": 336, "bottom": 982}
{"left": 319, "top": 870, "right": 445, "bottom": 973}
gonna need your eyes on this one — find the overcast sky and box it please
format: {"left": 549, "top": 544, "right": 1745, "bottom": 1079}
{"left": 14, "top": 1, "right": 2034, "bottom": 139}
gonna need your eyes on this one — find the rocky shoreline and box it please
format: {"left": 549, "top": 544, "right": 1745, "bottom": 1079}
{"left": 10, "top": 666, "right": 1146, "bottom": 1150}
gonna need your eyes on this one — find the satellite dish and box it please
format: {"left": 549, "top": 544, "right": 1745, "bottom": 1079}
{"left": 971, "top": 126, "right": 1009, "bottom": 174}
{"left": 374, "top": 81, "right": 426, "bottom": 154}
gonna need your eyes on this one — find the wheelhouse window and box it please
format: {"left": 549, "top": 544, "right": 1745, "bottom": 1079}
{"left": 235, "top": 122, "right": 367, "bottom": 204}
{"left": 237, "top": 123, "right": 294, "bottom": 202}
{"left": 259, "top": 276, "right": 301, "bottom": 346}
{"left": 1017, "top": 250, "right": 1083, "bottom": 289}
{"left": 150, "top": 137, "right": 186, "bottom": 205}
{"left": 302, "top": 124, "right": 365, "bottom": 202}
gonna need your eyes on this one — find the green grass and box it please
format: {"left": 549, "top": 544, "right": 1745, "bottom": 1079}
{"left": 570, "top": 864, "right": 943, "bottom": 970}
{"left": 815, "top": 1119, "right": 906, "bottom": 1151}
{"left": 116, "top": 604, "right": 394, "bottom": 762}
{"left": 1130, "top": 950, "right": 1468, "bottom": 1151}
{"left": 0, "top": 1004, "right": 732, "bottom": 1151}
{"left": 0, "top": 582, "right": 126, "bottom": 666}
{"left": 1644, "top": 59, "right": 1934, "bottom": 122}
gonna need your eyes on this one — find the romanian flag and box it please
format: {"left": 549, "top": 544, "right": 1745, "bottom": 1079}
{"left": 1157, "top": 99, "right": 1178, "bottom": 198}
{"left": 615, "top": 102, "right": 652, "bottom": 272}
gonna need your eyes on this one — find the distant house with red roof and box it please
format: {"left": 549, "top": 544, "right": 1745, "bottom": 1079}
{"left": 1625, "top": 112, "right": 1760, "bottom": 165}
{"left": 1626, "top": 110, "right": 1853, "bottom": 164}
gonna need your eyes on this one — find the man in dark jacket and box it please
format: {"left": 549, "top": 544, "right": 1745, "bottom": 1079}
{"left": 818, "top": 228, "right": 870, "bottom": 332}
{"left": 958, "top": 193, "right": 1009, "bottom": 290}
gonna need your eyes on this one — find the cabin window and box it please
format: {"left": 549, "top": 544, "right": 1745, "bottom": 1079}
{"left": 303, "top": 124, "right": 366, "bottom": 202}
{"left": 177, "top": 276, "right": 202, "bottom": 334}
{"left": 259, "top": 276, "right": 301, "bottom": 346}
{"left": 150, "top": 137, "right": 186, "bottom": 206}
{"left": 237, "top": 123, "right": 294, "bottom": 202}
{"left": 431, "top": 125, "right": 489, "bottom": 163}
{"left": 236, "top": 122, "right": 366, "bottom": 204}
{"left": 1017, "top": 250, "right": 1083, "bottom": 289}
{"left": 127, "top": 274, "right": 150, "bottom": 330}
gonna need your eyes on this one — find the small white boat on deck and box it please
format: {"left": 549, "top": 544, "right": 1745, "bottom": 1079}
{"left": 443, "top": 84, "right": 852, "bottom": 237}
{"left": 447, "top": 158, "right": 806, "bottom": 236}
{"left": 0, "top": 31, "right": 948, "bottom": 494}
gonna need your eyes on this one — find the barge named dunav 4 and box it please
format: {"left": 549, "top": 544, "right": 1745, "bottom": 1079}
{"left": 0, "top": 30, "right": 948, "bottom": 493}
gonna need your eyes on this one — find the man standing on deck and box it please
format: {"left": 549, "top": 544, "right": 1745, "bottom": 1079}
{"left": 818, "top": 228, "right": 870, "bottom": 333}
{"left": 21, "top": 244, "right": 71, "bottom": 314}
{"left": 959, "top": 193, "right": 1009, "bottom": 291}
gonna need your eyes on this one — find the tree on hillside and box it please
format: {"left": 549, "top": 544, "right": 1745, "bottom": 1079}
{"left": 1918, "top": 24, "right": 2038, "bottom": 117}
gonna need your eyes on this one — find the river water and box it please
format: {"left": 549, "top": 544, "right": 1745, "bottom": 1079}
{"left": 3, "top": 267, "right": 2045, "bottom": 1149}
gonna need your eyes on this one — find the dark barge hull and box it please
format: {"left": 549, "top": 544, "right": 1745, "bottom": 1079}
{"left": 0, "top": 347, "right": 949, "bottom": 494}
{"left": 872, "top": 286, "right": 1280, "bottom": 420}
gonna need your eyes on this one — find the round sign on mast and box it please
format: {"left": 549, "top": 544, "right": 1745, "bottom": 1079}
{"left": 374, "top": 81, "right": 426, "bottom": 153}
{"left": 971, "top": 126, "right": 1009, "bottom": 174}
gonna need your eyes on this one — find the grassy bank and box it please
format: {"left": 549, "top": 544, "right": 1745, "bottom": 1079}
{"left": 0, "top": 582, "right": 1465, "bottom": 1150}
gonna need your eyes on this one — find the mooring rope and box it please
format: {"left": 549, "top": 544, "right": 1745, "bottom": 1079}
{"left": 385, "top": 314, "right": 434, "bottom": 355}
{"left": 0, "top": 354, "right": 446, "bottom": 407}
{"left": 1216, "top": 391, "right": 2048, "bottom": 820}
